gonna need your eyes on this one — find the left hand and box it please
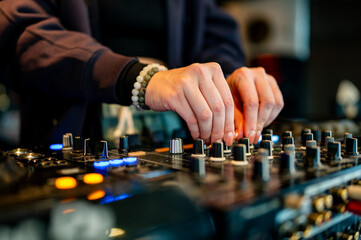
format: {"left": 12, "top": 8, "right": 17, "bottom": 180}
{"left": 227, "top": 67, "right": 284, "bottom": 144}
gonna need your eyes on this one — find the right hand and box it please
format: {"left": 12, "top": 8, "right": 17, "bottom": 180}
{"left": 145, "top": 63, "right": 235, "bottom": 146}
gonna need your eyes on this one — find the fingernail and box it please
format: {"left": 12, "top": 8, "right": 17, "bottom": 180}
{"left": 256, "top": 131, "right": 261, "bottom": 137}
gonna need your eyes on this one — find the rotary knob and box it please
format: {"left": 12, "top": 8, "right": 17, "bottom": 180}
{"left": 280, "top": 149, "right": 296, "bottom": 175}
{"left": 345, "top": 138, "right": 359, "bottom": 156}
{"left": 282, "top": 136, "right": 294, "bottom": 151}
{"left": 263, "top": 128, "right": 273, "bottom": 135}
{"left": 253, "top": 149, "right": 270, "bottom": 182}
{"left": 282, "top": 130, "right": 292, "bottom": 138}
{"left": 302, "top": 133, "right": 313, "bottom": 147}
{"left": 73, "top": 136, "right": 84, "bottom": 153}
{"left": 119, "top": 136, "right": 129, "bottom": 154}
{"left": 95, "top": 140, "right": 108, "bottom": 159}
{"left": 260, "top": 140, "right": 273, "bottom": 159}
{"left": 210, "top": 141, "right": 225, "bottom": 161}
{"left": 306, "top": 140, "right": 317, "bottom": 148}
{"left": 321, "top": 130, "right": 332, "bottom": 147}
{"left": 262, "top": 134, "right": 272, "bottom": 142}
{"left": 238, "top": 138, "right": 251, "bottom": 156}
{"left": 169, "top": 138, "right": 183, "bottom": 154}
{"left": 231, "top": 144, "right": 248, "bottom": 166}
{"left": 327, "top": 141, "right": 342, "bottom": 162}
{"left": 192, "top": 139, "right": 206, "bottom": 158}
{"left": 306, "top": 146, "right": 322, "bottom": 168}
{"left": 62, "top": 133, "right": 73, "bottom": 150}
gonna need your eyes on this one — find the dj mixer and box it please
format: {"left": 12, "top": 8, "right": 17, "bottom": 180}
{"left": 1, "top": 126, "right": 361, "bottom": 240}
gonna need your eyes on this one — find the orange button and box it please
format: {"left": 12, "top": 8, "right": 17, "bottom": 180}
{"left": 87, "top": 190, "right": 106, "bottom": 200}
{"left": 83, "top": 173, "right": 104, "bottom": 185}
{"left": 55, "top": 176, "right": 77, "bottom": 189}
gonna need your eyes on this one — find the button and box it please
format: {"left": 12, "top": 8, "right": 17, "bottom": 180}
{"left": 83, "top": 173, "right": 104, "bottom": 185}
{"left": 55, "top": 176, "right": 77, "bottom": 189}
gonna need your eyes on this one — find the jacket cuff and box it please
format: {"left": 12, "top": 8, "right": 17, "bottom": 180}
{"left": 116, "top": 61, "right": 147, "bottom": 106}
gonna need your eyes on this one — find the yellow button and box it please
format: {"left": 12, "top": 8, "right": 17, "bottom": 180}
{"left": 83, "top": 173, "right": 104, "bottom": 185}
{"left": 55, "top": 177, "right": 77, "bottom": 189}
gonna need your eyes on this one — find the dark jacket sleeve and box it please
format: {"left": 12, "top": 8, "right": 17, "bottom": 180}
{"left": 198, "top": 0, "right": 245, "bottom": 74}
{"left": 0, "top": 0, "right": 136, "bottom": 105}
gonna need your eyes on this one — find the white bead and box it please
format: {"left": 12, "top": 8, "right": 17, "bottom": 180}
{"left": 134, "top": 82, "right": 141, "bottom": 89}
{"left": 132, "top": 89, "right": 139, "bottom": 96}
{"left": 140, "top": 70, "right": 147, "bottom": 76}
{"left": 131, "top": 95, "right": 139, "bottom": 102}
{"left": 136, "top": 75, "right": 143, "bottom": 82}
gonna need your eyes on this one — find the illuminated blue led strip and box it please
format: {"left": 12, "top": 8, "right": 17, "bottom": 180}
{"left": 257, "top": 135, "right": 280, "bottom": 143}
{"left": 49, "top": 144, "right": 63, "bottom": 151}
{"left": 100, "top": 193, "right": 132, "bottom": 204}
{"left": 109, "top": 159, "right": 124, "bottom": 167}
{"left": 123, "top": 157, "right": 137, "bottom": 165}
{"left": 93, "top": 161, "right": 109, "bottom": 169}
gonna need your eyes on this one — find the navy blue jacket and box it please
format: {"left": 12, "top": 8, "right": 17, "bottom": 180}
{"left": 0, "top": 0, "right": 245, "bottom": 147}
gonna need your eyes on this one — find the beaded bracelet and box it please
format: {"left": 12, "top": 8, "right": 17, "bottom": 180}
{"left": 131, "top": 63, "right": 168, "bottom": 111}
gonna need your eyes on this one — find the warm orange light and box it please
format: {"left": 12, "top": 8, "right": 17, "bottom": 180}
{"left": 83, "top": 173, "right": 104, "bottom": 185}
{"left": 87, "top": 190, "right": 106, "bottom": 200}
{"left": 62, "top": 208, "right": 76, "bottom": 214}
{"left": 55, "top": 176, "right": 77, "bottom": 189}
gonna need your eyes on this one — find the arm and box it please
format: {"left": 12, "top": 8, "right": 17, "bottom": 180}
{"left": 0, "top": 0, "right": 136, "bottom": 104}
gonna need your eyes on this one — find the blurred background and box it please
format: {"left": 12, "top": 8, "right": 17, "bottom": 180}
{"left": 0, "top": 0, "right": 360, "bottom": 148}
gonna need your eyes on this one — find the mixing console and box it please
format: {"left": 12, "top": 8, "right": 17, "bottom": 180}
{"left": 1, "top": 127, "right": 361, "bottom": 240}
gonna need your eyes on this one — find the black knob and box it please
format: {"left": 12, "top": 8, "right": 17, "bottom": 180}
{"left": 302, "top": 133, "right": 313, "bottom": 147}
{"left": 73, "top": 136, "right": 83, "bottom": 153}
{"left": 263, "top": 129, "right": 273, "bottom": 135}
{"left": 325, "top": 137, "right": 335, "bottom": 151}
{"left": 306, "top": 146, "right": 322, "bottom": 168}
{"left": 321, "top": 130, "right": 332, "bottom": 147}
{"left": 192, "top": 139, "right": 205, "bottom": 157}
{"left": 260, "top": 140, "right": 272, "bottom": 158}
{"left": 210, "top": 141, "right": 225, "bottom": 161}
{"left": 327, "top": 141, "right": 342, "bottom": 162}
{"left": 344, "top": 132, "right": 353, "bottom": 145}
{"left": 282, "top": 136, "right": 294, "bottom": 151}
{"left": 312, "top": 129, "right": 321, "bottom": 144}
{"left": 223, "top": 142, "right": 232, "bottom": 154}
{"left": 262, "top": 134, "right": 272, "bottom": 141}
{"left": 238, "top": 138, "right": 251, "bottom": 156}
{"left": 232, "top": 144, "right": 248, "bottom": 165}
{"left": 119, "top": 136, "right": 129, "bottom": 154}
{"left": 280, "top": 150, "right": 296, "bottom": 175}
{"left": 95, "top": 140, "right": 108, "bottom": 159}
{"left": 345, "top": 138, "right": 359, "bottom": 156}
{"left": 284, "top": 144, "right": 295, "bottom": 154}
{"left": 253, "top": 149, "right": 270, "bottom": 182}
{"left": 306, "top": 140, "right": 317, "bottom": 149}
{"left": 190, "top": 157, "right": 206, "bottom": 177}
{"left": 282, "top": 131, "right": 292, "bottom": 138}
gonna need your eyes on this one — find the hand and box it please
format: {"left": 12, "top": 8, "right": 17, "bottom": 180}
{"left": 145, "top": 63, "right": 235, "bottom": 146}
{"left": 227, "top": 67, "right": 284, "bottom": 144}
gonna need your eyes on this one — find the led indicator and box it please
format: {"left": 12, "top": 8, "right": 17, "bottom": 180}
{"left": 83, "top": 173, "right": 104, "bottom": 184}
{"left": 50, "top": 143, "right": 63, "bottom": 151}
{"left": 93, "top": 161, "right": 109, "bottom": 169}
{"left": 87, "top": 190, "right": 106, "bottom": 200}
{"left": 123, "top": 157, "right": 137, "bottom": 165}
{"left": 109, "top": 159, "right": 124, "bottom": 167}
{"left": 55, "top": 176, "right": 77, "bottom": 189}
{"left": 272, "top": 135, "right": 280, "bottom": 142}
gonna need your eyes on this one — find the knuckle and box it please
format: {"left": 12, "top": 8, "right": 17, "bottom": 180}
{"left": 263, "top": 98, "right": 276, "bottom": 110}
{"left": 199, "top": 109, "right": 212, "bottom": 122}
{"left": 223, "top": 97, "right": 234, "bottom": 109}
{"left": 245, "top": 99, "right": 259, "bottom": 110}
{"left": 276, "top": 100, "right": 284, "bottom": 110}
{"left": 213, "top": 101, "right": 225, "bottom": 114}
{"left": 208, "top": 62, "right": 222, "bottom": 71}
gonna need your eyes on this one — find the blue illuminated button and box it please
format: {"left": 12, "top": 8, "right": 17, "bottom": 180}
{"left": 50, "top": 144, "right": 63, "bottom": 151}
{"left": 93, "top": 161, "right": 109, "bottom": 169}
{"left": 123, "top": 157, "right": 137, "bottom": 165}
{"left": 109, "top": 159, "right": 124, "bottom": 167}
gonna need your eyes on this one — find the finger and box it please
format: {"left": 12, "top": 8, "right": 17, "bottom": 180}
{"left": 207, "top": 63, "right": 235, "bottom": 146}
{"left": 254, "top": 68, "right": 275, "bottom": 143}
{"left": 197, "top": 70, "right": 226, "bottom": 144}
{"left": 233, "top": 68, "right": 259, "bottom": 143}
{"left": 264, "top": 75, "right": 284, "bottom": 126}
{"left": 182, "top": 79, "right": 213, "bottom": 143}
{"left": 170, "top": 94, "right": 200, "bottom": 140}
{"left": 234, "top": 107, "right": 244, "bottom": 140}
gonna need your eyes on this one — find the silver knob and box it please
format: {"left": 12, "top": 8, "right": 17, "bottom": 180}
{"left": 169, "top": 138, "right": 183, "bottom": 154}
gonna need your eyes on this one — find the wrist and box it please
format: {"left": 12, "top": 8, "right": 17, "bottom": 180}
{"left": 131, "top": 63, "right": 167, "bottom": 111}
